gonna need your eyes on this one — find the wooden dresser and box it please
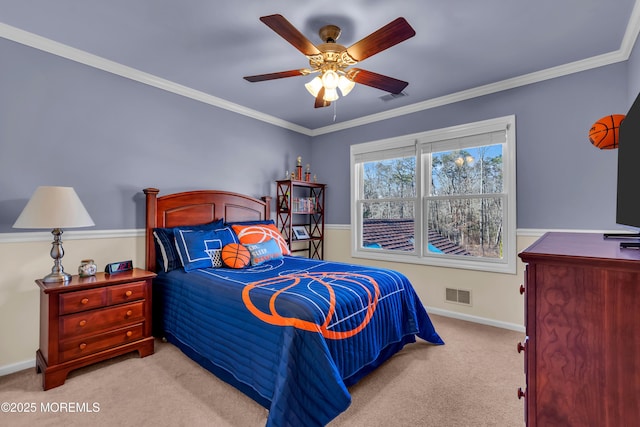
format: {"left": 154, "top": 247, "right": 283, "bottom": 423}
{"left": 518, "top": 232, "right": 640, "bottom": 426}
{"left": 35, "top": 268, "right": 156, "bottom": 390}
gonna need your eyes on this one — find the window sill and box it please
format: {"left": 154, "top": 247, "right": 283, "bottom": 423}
{"left": 351, "top": 249, "right": 517, "bottom": 274}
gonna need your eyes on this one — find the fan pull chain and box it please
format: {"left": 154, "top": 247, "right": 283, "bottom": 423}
{"left": 333, "top": 102, "right": 337, "bottom": 122}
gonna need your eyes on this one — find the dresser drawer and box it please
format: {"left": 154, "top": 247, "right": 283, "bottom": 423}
{"left": 107, "top": 281, "right": 146, "bottom": 304}
{"left": 59, "top": 323, "right": 145, "bottom": 362}
{"left": 59, "top": 288, "right": 107, "bottom": 315}
{"left": 59, "top": 301, "right": 145, "bottom": 339}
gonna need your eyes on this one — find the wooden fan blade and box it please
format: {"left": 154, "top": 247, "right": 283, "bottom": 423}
{"left": 260, "top": 14, "right": 321, "bottom": 57}
{"left": 314, "top": 87, "right": 330, "bottom": 108}
{"left": 346, "top": 17, "right": 416, "bottom": 62}
{"left": 244, "top": 69, "right": 307, "bottom": 82}
{"left": 347, "top": 68, "right": 409, "bottom": 94}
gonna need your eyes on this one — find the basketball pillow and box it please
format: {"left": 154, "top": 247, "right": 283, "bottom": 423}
{"left": 589, "top": 114, "right": 625, "bottom": 149}
{"left": 221, "top": 243, "right": 251, "bottom": 269}
{"left": 231, "top": 223, "right": 290, "bottom": 255}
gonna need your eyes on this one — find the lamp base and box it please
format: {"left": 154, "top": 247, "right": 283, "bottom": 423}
{"left": 42, "top": 271, "right": 72, "bottom": 283}
{"left": 43, "top": 228, "right": 72, "bottom": 283}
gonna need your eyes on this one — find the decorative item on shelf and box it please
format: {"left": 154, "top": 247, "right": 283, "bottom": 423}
{"left": 13, "top": 186, "right": 95, "bottom": 283}
{"left": 292, "top": 226, "right": 310, "bottom": 240}
{"left": 78, "top": 259, "right": 97, "bottom": 277}
{"left": 305, "top": 164, "right": 311, "bottom": 182}
{"left": 292, "top": 197, "right": 316, "bottom": 213}
{"left": 296, "top": 156, "right": 303, "bottom": 180}
{"left": 313, "top": 174, "right": 317, "bottom": 182}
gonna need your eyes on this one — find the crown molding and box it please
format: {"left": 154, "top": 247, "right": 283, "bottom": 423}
{"left": 2, "top": 0, "right": 639, "bottom": 138}
{"left": 622, "top": 0, "right": 640, "bottom": 57}
{"left": 0, "top": 23, "right": 313, "bottom": 136}
{"left": 310, "top": 50, "right": 628, "bottom": 136}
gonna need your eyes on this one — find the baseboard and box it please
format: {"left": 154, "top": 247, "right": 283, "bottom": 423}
{"left": 0, "top": 358, "right": 35, "bottom": 377}
{"left": 426, "top": 306, "right": 525, "bottom": 333}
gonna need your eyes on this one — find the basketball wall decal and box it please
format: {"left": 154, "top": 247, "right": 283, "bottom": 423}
{"left": 221, "top": 243, "right": 251, "bottom": 269}
{"left": 589, "top": 114, "right": 625, "bottom": 149}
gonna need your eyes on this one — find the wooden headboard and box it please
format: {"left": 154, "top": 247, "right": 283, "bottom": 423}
{"left": 143, "top": 188, "right": 271, "bottom": 272}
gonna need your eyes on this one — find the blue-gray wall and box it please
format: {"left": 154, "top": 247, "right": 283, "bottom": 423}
{"left": 0, "top": 37, "right": 311, "bottom": 232}
{"left": 1, "top": 33, "right": 639, "bottom": 233}
{"left": 312, "top": 62, "right": 632, "bottom": 230}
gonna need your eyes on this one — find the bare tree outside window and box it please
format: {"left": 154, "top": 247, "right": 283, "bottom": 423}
{"left": 361, "top": 157, "right": 416, "bottom": 251}
{"left": 428, "top": 145, "right": 504, "bottom": 258}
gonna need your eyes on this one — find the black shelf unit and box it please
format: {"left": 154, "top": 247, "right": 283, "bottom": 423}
{"left": 276, "top": 179, "right": 325, "bottom": 259}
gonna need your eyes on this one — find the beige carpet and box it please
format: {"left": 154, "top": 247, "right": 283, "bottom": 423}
{"left": 0, "top": 315, "right": 525, "bottom": 426}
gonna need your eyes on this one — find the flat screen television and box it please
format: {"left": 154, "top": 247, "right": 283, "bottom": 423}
{"left": 607, "top": 91, "right": 640, "bottom": 248}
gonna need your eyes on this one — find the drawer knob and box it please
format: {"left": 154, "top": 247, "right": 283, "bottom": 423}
{"left": 79, "top": 343, "right": 87, "bottom": 350}
{"left": 517, "top": 387, "right": 526, "bottom": 400}
{"left": 126, "top": 331, "right": 133, "bottom": 337}
{"left": 126, "top": 310, "right": 133, "bottom": 317}
{"left": 517, "top": 341, "right": 526, "bottom": 353}
{"left": 79, "top": 320, "right": 87, "bottom": 327}
{"left": 519, "top": 284, "right": 525, "bottom": 295}
{"left": 125, "top": 290, "right": 133, "bottom": 297}
{"left": 81, "top": 298, "right": 89, "bottom": 305}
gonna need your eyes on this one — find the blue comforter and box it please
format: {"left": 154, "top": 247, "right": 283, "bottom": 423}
{"left": 154, "top": 256, "right": 443, "bottom": 426}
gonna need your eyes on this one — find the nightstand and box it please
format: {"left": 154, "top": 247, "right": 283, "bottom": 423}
{"left": 35, "top": 268, "right": 156, "bottom": 390}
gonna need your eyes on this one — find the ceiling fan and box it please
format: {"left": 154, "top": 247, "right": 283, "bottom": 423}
{"left": 243, "top": 14, "right": 416, "bottom": 108}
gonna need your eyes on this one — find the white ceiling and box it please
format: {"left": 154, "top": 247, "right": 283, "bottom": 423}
{"left": 1, "top": 1, "right": 639, "bottom": 134}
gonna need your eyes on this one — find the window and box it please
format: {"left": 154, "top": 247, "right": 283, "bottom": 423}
{"left": 351, "top": 116, "right": 516, "bottom": 274}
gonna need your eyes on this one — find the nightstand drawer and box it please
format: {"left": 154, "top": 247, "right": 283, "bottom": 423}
{"left": 107, "top": 281, "right": 146, "bottom": 304}
{"left": 59, "top": 301, "right": 145, "bottom": 339}
{"left": 59, "top": 288, "right": 107, "bottom": 315}
{"left": 59, "top": 323, "right": 145, "bottom": 362}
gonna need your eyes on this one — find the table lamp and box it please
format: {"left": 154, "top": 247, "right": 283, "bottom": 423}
{"left": 13, "top": 186, "right": 95, "bottom": 283}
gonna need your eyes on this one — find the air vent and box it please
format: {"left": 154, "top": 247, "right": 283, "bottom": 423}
{"left": 379, "top": 92, "right": 408, "bottom": 102}
{"left": 445, "top": 288, "right": 472, "bottom": 306}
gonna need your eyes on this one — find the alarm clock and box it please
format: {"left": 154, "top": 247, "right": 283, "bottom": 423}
{"left": 105, "top": 260, "right": 133, "bottom": 274}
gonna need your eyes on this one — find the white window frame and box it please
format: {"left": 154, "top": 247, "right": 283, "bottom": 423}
{"left": 350, "top": 115, "right": 517, "bottom": 274}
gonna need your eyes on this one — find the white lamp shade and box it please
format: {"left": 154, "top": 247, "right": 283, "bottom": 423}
{"left": 13, "top": 186, "right": 95, "bottom": 229}
{"left": 305, "top": 76, "right": 323, "bottom": 97}
{"left": 323, "top": 87, "right": 339, "bottom": 102}
{"left": 338, "top": 75, "right": 355, "bottom": 96}
{"left": 321, "top": 70, "right": 339, "bottom": 90}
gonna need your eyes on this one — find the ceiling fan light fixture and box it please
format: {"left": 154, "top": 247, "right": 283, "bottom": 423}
{"left": 321, "top": 70, "right": 339, "bottom": 90}
{"left": 244, "top": 15, "right": 416, "bottom": 109}
{"left": 338, "top": 75, "right": 355, "bottom": 96}
{"left": 305, "top": 76, "right": 323, "bottom": 97}
{"left": 323, "top": 87, "right": 339, "bottom": 102}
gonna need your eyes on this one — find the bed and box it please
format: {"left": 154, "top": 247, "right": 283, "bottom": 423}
{"left": 143, "top": 187, "right": 444, "bottom": 427}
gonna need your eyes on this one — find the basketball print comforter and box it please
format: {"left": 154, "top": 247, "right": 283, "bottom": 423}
{"left": 154, "top": 256, "right": 444, "bottom": 427}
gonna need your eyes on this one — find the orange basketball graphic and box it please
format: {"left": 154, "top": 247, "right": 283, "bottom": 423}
{"left": 589, "top": 114, "right": 625, "bottom": 149}
{"left": 232, "top": 223, "right": 291, "bottom": 255}
{"left": 222, "top": 243, "right": 251, "bottom": 269}
{"left": 242, "top": 272, "right": 380, "bottom": 339}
